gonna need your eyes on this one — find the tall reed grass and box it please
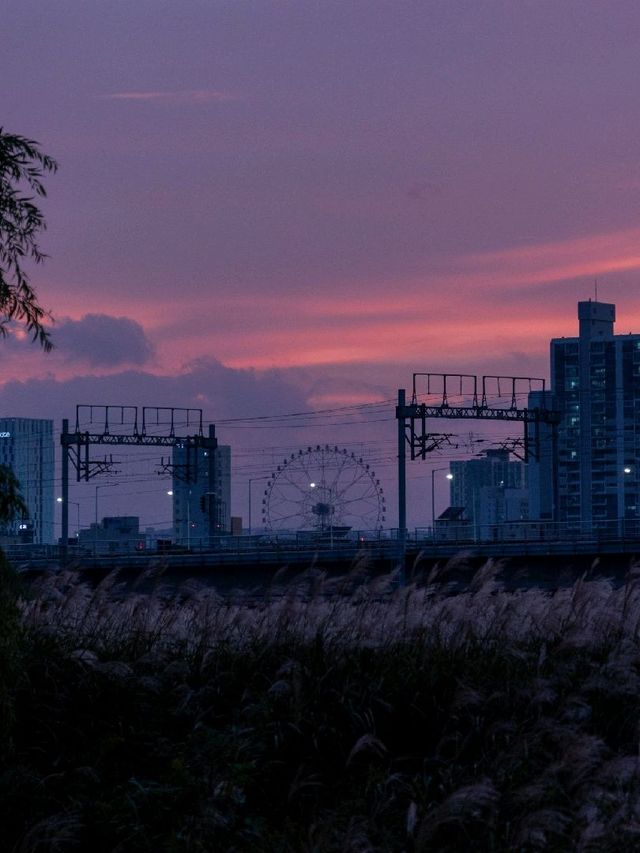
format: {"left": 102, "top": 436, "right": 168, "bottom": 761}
{"left": 4, "top": 556, "right": 640, "bottom": 851}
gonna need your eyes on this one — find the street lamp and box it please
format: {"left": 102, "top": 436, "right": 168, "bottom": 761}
{"left": 248, "top": 479, "right": 256, "bottom": 535}
{"left": 431, "top": 467, "right": 453, "bottom": 540}
{"left": 187, "top": 488, "right": 192, "bottom": 549}
{"left": 95, "top": 484, "right": 106, "bottom": 528}
{"left": 94, "top": 483, "right": 120, "bottom": 553}
{"left": 93, "top": 481, "right": 122, "bottom": 527}
{"left": 57, "top": 497, "right": 80, "bottom": 539}
{"left": 248, "top": 476, "right": 268, "bottom": 535}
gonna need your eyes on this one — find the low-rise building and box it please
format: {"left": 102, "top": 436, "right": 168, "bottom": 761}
{"left": 78, "top": 516, "right": 144, "bottom": 555}
{"left": 449, "top": 449, "right": 528, "bottom": 540}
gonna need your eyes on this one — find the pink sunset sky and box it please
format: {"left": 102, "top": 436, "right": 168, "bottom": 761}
{"left": 3, "top": 0, "right": 640, "bottom": 528}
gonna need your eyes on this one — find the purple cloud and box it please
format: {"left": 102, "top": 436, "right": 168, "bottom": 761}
{"left": 55, "top": 314, "right": 153, "bottom": 367}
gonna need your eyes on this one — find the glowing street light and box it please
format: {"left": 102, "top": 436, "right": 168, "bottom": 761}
{"left": 431, "top": 467, "right": 453, "bottom": 538}
{"left": 57, "top": 496, "right": 80, "bottom": 538}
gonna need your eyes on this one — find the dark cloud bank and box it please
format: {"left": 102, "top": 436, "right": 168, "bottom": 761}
{"left": 0, "top": 358, "right": 308, "bottom": 427}
{"left": 53, "top": 314, "right": 154, "bottom": 367}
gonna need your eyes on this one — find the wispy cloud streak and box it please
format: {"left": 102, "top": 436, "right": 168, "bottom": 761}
{"left": 458, "top": 226, "right": 640, "bottom": 290}
{"left": 102, "top": 89, "right": 237, "bottom": 104}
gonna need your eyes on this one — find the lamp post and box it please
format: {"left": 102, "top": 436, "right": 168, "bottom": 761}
{"left": 94, "top": 483, "right": 118, "bottom": 555}
{"left": 166, "top": 490, "right": 173, "bottom": 545}
{"left": 94, "top": 485, "right": 105, "bottom": 556}
{"left": 431, "top": 467, "right": 453, "bottom": 541}
{"left": 166, "top": 488, "right": 191, "bottom": 548}
{"left": 57, "top": 497, "right": 80, "bottom": 540}
{"left": 187, "top": 488, "right": 191, "bottom": 550}
{"left": 248, "top": 478, "right": 255, "bottom": 535}
{"left": 622, "top": 467, "right": 633, "bottom": 537}
{"left": 95, "top": 484, "right": 106, "bottom": 528}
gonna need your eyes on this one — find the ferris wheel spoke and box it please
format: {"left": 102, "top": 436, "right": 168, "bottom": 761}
{"left": 294, "top": 455, "right": 312, "bottom": 485}
{"left": 328, "top": 453, "right": 351, "bottom": 493}
{"left": 342, "top": 463, "right": 371, "bottom": 492}
{"left": 267, "top": 508, "right": 309, "bottom": 523}
{"left": 269, "top": 481, "right": 308, "bottom": 502}
{"left": 267, "top": 493, "right": 307, "bottom": 510}
{"left": 276, "top": 468, "right": 313, "bottom": 494}
{"left": 273, "top": 499, "right": 309, "bottom": 514}
{"left": 345, "top": 483, "right": 378, "bottom": 501}
{"left": 344, "top": 497, "right": 381, "bottom": 515}
{"left": 301, "top": 450, "right": 325, "bottom": 485}
{"left": 263, "top": 446, "right": 384, "bottom": 532}
{"left": 335, "top": 467, "right": 371, "bottom": 496}
{"left": 342, "top": 490, "right": 377, "bottom": 507}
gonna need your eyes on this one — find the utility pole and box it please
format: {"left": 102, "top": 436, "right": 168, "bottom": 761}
{"left": 187, "top": 489, "right": 191, "bottom": 550}
{"left": 397, "top": 389, "right": 407, "bottom": 581}
{"left": 206, "top": 424, "right": 218, "bottom": 547}
{"left": 61, "top": 418, "right": 69, "bottom": 557}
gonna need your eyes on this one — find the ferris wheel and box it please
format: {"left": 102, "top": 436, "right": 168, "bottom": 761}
{"left": 261, "top": 444, "right": 386, "bottom": 534}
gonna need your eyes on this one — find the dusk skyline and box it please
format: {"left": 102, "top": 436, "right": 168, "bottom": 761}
{"left": 4, "top": 1, "right": 640, "bottom": 527}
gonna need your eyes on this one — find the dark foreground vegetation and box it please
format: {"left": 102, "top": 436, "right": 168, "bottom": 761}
{"left": 3, "top": 555, "right": 640, "bottom": 851}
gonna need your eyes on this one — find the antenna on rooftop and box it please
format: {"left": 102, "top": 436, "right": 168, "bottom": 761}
{"left": 595, "top": 277, "right": 598, "bottom": 302}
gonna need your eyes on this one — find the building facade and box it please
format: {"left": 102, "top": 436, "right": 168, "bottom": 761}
{"left": 172, "top": 441, "right": 231, "bottom": 546}
{"left": 0, "top": 417, "right": 54, "bottom": 543}
{"left": 78, "top": 516, "right": 144, "bottom": 555}
{"left": 530, "top": 301, "right": 640, "bottom": 535}
{"left": 449, "top": 448, "right": 528, "bottom": 539}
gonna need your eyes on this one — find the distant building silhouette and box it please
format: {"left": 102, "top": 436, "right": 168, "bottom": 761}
{"left": 172, "top": 443, "right": 231, "bottom": 545}
{"left": 529, "top": 300, "right": 640, "bottom": 535}
{"left": 450, "top": 448, "right": 528, "bottom": 539}
{"left": 0, "top": 417, "right": 54, "bottom": 543}
{"left": 78, "top": 516, "right": 144, "bottom": 555}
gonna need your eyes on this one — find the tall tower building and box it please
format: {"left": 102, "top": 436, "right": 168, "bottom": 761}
{"left": 0, "top": 418, "right": 54, "bottom": 543}
{"left": 450, "top": 449, "right": 528, "bottom": 537}
{"left": 530, "top": 301, "right": 640, "bottom": 534}
{"left": 172, "top": 440, "right": 231, "bottom": 546}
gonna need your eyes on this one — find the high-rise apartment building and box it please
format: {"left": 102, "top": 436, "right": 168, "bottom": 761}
{"left": 0, "top": 418, "right": 54, "bottom": 543}
{"left": 172, "top": 441, "right": 231, "bottom": 545}
{"left": 529, "top": 301, "right": 640, "bottom": 534}
{"left": 449, "top": 449, "right": 528, "bottom": 537}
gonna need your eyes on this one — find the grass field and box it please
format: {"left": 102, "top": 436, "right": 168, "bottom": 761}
{"left": 3, "top": 554, "right": 640, "bottom": 851}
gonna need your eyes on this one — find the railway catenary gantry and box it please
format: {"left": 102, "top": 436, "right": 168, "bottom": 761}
{"left": 60, "top": 405, "right": 217, "bottom": 551}
{"left": 395, "top": 373, "right": 561, "bottom": 561}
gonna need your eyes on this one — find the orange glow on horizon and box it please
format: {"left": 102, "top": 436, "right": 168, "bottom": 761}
{"left": 23, "top": 224, "right": 640, "bottom": 383}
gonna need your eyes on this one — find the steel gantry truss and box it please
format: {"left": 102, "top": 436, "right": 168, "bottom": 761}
{"left": 395, "top": 373, "right": 561, "bottom": 557}
{"left": 60, "top": 405, "right": 217, "bottom": 549}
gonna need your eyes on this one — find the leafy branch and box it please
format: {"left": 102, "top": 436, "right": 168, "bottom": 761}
{"left": 0, "top": 128, "right": 58, "bottom": 350}
{"left": 0, "top": 465, "right": 27, "bottom": 526}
